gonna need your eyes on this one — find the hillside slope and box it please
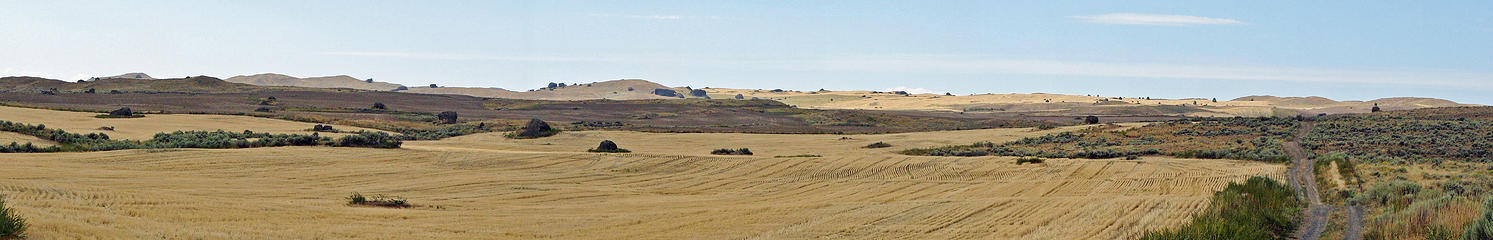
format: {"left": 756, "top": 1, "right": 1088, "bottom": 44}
{"left": 1, "top": 76, "right": 283, "bottom": 93}
{"left": 403, "top": 79, "right": 705, "bottom": 100}
{"left": 704, "top": 90, "right": 1473, "bottom": 117}
{"left": 225, "top": 73, "right": 404, "bottom": 91}
{"left": 99, "top": 72, "right": 154, "bottom": 80}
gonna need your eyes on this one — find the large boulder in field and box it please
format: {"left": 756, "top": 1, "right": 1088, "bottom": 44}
{"left": 653, "top": 88, "right": 677, "bottom": 97}
{"left": 109, "top": 107, "right": 132, "bottom": 116}
{"left": 512, "top": 118, "right": 559, "bottom": 138}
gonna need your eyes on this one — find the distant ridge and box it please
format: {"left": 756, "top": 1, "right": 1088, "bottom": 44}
{"left": 1, "top": 75, "right": 274, "bottom": 93}
{"left": 99, "top": 72, "right": 154, "bottom": 80}
{"left": 225, "top": 73, "right": 404, "bottom": 91}
{"left": 402, "top": 79, "right": 708, "bottom": 100}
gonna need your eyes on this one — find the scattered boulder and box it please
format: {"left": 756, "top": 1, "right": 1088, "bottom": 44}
{"left": 588, "top": 140, "right": 631, "bottom": 153}
{"left": 510, "top": 118, "right": 560, "bottom": 138}
{"left": 109, "top": 107, "right": 133, "bottom": 116}
{"left": 653, "top": 88, "right": 678, "bottom": 97}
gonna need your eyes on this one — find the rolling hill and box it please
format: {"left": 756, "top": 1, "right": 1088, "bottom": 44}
{"left": 400, "top": 79, "right": 707, "bottom": 100}
{"left": 99, "top": 72, "right": 154, "bottom": 80}
{"left": 225, "top": 73, "right": 404, "bottom": 91}
{"left": 703, "top": 89, "right": 1474, "bottom": 117}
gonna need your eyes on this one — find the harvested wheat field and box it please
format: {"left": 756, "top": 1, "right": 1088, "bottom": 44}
{"left": 0, "top": 124, "right": 1284, "bottom": 239}
{"left": 0, "top": 105, "right": 378, "bottom": 140}
{"left": 0, "top": 131, "right": 54, "bottom": 147}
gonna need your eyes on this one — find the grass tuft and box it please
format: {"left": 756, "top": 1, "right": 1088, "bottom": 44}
{"left": 0, "top": 195, "right": 26, "bottom": 239}
{"left": 1141, "top": 176, "right": 1300, "bottom": 240}
{"left": 346, "top": 192, "right": 409, "bottom": 208}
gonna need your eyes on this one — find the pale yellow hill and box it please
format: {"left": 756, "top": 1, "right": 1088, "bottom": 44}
{"left": 1, "top": 122, "right": 1284, "bottom": 239}
{"left": 225, "top": 73, "right": 404, "bottom": 91}
{"left": 705, "top": 89, "right": 1472, "bottom": 117}
{"left": 99, "top": 72, "right": 154, "bottom": 80}
{"left": 403, "top": 79, "right": 705, "bottom": 100}
{"left": 0, "top": 105, "right": 378, "bottom": 140}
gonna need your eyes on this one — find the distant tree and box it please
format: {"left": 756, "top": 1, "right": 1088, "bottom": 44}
{"left": 558, "top": 83, "right": 567, "bottom": 88}
{"left": 372, "top": 102, "right": 386, "bottom": 110}
{"left": 394, "top": 86, "right": 408, "bottom": 91}
{"left": 548, "top": 82, "right": 559, "bottom": 89}
{"left": 945, "top": 92, "right": 953, "bottom": 96}
{"left": 1372, "top": 103, "right": 1381, "bottom": 112}
{"left": 627, "top": 87, "right": 634, "bottom": 91}
{"left": 734, "top": 94, "right": 745, "bottom": 100}
{"left": 85, "top": 88, "right": 96, "bottom": 94}
{"left": 254, "top": 107, "right": 272, "bottom": 112}
{"left": 1212, "top": 98, "right": 1218, "bottom": 102}
{"left": 1084, "top": 115, "right": 1100, "bottom": 124}
{"left": 689, "top": 89, "right": 708, "bottom": 97}
{"left": 437, "top": 111, "right": 458, "bottom": 124}
{"left": 366, "top": 78, "right": 374, "bottom": 83}
{"left": 109, "top": 90, "right": 122, "bottom": 94}
{"left": 429, "top": 84, "right": 438, "bottom": 88}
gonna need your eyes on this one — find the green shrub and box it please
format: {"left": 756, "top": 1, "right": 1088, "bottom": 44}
{"left": 712, "top": 148, "right": 753, "bottom": 155}
{"left": 334, "top": 131, "right": 403, "bottom": 148}
{"left": 1141, "top": 176, "right": 1300, "bottom": 240}
{"left": 1016, "top": 157, "right": 1043, "bottom": 165}
{"left": 0, "top": 195, "right": 26, "bottom": 239}
{"left": 863, "top": 142, "right": 892, "bottom": 148}
{"left": 436, "top": 111, "right": 458, "bottom": 124}
{"left": 1464, "top": 197, "right": 1493, "bottom": 240}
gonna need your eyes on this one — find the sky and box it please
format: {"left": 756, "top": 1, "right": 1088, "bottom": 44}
{"left": 2, "top": 0, "right": 1491, "bottom": 104}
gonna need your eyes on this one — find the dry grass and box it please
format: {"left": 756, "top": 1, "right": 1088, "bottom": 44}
{"left": 0, "top": 105, "right": 377, "bottom": 140}
{"left": 0, "top": 132, "right": 54, "bottom": 147}
{"left": 0, "top": 123, "right": 1283, "bottom": 239}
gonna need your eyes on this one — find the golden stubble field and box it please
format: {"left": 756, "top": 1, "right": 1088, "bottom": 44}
{"left": 0, "top": 108, "right": 1286, "bottom": 239}
{"left": 0, "top": 105, "right": 378, "bottom": 140}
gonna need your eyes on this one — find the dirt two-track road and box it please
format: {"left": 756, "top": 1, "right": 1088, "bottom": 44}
{"left": 1285, "top": 121, "right": 1362, "bottom": 240}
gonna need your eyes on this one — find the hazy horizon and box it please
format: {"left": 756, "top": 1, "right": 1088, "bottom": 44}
{"left": 3, "top": 1, "right": 1490, "bottom": 104}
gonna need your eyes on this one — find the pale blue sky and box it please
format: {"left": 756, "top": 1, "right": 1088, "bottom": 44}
{"left": 2, "top": 0, "right": 1491, "bottom": 103}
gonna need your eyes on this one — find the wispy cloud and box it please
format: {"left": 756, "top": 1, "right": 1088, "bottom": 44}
{"left": 1070, "top": 13, "right": 1245, "bottom": 26}
{"left": 318, "top": 51, "right": 615, "bottom": 62}
{"left": 590, "top": 14, "right": 709, "bottom": 20}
